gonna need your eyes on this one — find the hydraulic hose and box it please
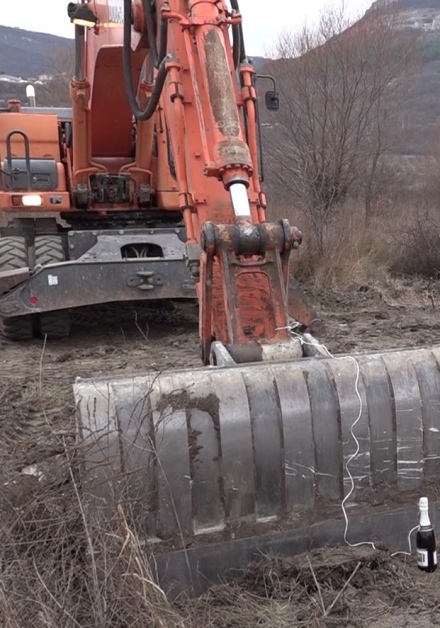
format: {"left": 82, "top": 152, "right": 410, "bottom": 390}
{"left": 232, "top": 24, "right": 241, "bottom": 69}
{"left": 142, "top": 0, "right": 158, "bottom": 68}
{"left": 157, "top": 10, "right": 168, "bottom": 68}
{"left": 230, "top": 0, "right": 246, "bottom": 63}
{"left": 143, "top": 0, "right": 168, "bottom": 69}
{"left": 123, "top": 0, "right": 169, "bottom": 120}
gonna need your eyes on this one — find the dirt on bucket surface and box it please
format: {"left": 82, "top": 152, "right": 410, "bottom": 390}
{"left": 2, "top": 281, "right": 440, "bottom": 626}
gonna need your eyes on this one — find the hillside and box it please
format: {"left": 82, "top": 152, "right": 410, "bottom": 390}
{"left": 0, "top": 25, "right": 72, "bottom": 78}
{"left": 0, "top": 1, "right": 439, "bottom": 155}
{"left": 0, "top": 20, "right": 266, "bottom": 80}
{"left": 369, "top": 0, "right": 440, "bottom": 153}
{"left": 257, "top": 0, "right": 440, "bottom": 156}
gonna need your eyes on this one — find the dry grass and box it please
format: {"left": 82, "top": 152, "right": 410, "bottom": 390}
{"left": 270, "top": 198, "right": 439, "bottom": 290}
{"left": 181, "top": 547, "right": 440, "bottom": 627}
{"left": 390, "top": 205, "right": 440, "bottom": 278}
{"left": 0, "top": 461, "right": 188, "bottom": 627}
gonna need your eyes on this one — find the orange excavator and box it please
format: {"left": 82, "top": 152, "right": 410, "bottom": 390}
{"left": 0, "top": 0, "right": 318, "bottom": 343}
{"left": 2, "top": 0, "right": 439, "bottom": 597}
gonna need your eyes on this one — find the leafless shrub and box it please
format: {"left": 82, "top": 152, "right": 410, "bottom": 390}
{"left": 37, "top": 44, "right": 74, "bottom": 107}
{"left": 275, "top": 200, "right": 392, "bottom": 290}
{"left": 392, "top": 207, "right": 440, "bottom": 278}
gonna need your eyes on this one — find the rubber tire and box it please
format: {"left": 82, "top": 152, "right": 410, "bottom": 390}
{"left": 38, "top": 311, "right": 71, "bottom": 339}
{"left": 34, "top": 235, "right": 65, "bottom": 266}
{"left": 0, "top": 236, "right": 28, "bottom": 270}
{"left": 34, "top": 236, "right": 71, "bottom": 339}
{"left": 0, "top": 236, "right": 33, "bottom": 340}
{"left": 0, "top": 316, "right": 34, "bottom": 340}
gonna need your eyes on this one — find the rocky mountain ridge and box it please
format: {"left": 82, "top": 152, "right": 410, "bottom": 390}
{"left": 369, "top": 0, "right": 440, "bottom": 32}
{"left": 388, "top": 0, "right": 440, "bottom": 152}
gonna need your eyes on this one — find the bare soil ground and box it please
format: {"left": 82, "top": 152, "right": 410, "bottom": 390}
{"left": 2, "top": 281, "right": 440, "bottom": 626}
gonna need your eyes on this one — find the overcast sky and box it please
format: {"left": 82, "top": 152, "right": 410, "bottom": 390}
{"left": 1, "top": 0, "right": 374, "bottom": 55}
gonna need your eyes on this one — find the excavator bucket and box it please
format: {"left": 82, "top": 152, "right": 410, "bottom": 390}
{"left": 74, "top": 344, "right": 440, "bottom": 595}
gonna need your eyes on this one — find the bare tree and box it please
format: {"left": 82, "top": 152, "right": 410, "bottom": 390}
{"left": 263, "top": 6, "right": 418, "bottom": 252}
{"left": 37, "top": 43, "right": 75, "bottom": 107}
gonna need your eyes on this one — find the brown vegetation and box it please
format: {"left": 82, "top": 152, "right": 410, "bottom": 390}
{"left": 263, "top": 5, "right": 419, "bottom": 254}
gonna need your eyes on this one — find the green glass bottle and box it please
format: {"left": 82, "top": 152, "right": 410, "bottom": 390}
{"left": 416, "top": 497, "right": 437, "bottom": 573}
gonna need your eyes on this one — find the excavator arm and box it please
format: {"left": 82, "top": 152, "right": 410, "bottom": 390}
{"left": 67, "top": 0, "right": 318, "bottom": 363}
{"left": 71, "top": 0, "right": 440, "bottom": 598}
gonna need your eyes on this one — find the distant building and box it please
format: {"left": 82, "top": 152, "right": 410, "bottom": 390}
{"left": 0, "top": 75, "right": 27, "bottom": 84}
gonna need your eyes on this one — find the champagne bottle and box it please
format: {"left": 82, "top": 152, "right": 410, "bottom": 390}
{"left": 416, "top": 497, "right": 437, "bottom": 573}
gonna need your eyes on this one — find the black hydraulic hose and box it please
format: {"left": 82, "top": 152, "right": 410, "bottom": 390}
{"left": 123, "top": 0, "right": 169, "bottom": 120}
{"left": 157, "top": 11, "right": 168, "bottom": 68}
{"left": 232, "top": 24, "right": 241, "bottom": 69}
{"left": 142, "top": 0, "right": 158, "bottom": 68}
{"left": 230, "top": 0, "right": 246, "bottom": 62}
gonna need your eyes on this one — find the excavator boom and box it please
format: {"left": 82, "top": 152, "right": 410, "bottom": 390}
{"left": 70, "top": 0, "right": 312, "bottom": 362}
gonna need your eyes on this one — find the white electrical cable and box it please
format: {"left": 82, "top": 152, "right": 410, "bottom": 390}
{"left": 391, "top": 525, "right": 420, "bottom": 557}
{"left": 286, "top": 322, "right": 419, "bottom": 557}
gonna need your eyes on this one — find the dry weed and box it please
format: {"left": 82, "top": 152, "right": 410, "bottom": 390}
{"left": 2, "top": 324, "right": 440, "bottom": 627}
{"left": 286, "top": 203, "right": 391, "bottom": 289}
{"left": 274, "top": 198, "right": 440, "bottom": 290}
{"left": 391, "top": 205, "right": 440, "bottom": 278}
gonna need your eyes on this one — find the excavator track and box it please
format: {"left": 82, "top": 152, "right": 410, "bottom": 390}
{"left": 75, "top": 345, "right": 440, "bottom": 578}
